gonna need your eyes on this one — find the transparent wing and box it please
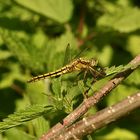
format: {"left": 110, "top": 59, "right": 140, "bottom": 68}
{"left": 73, "top": 46, "right": 89, "bottom": 59}
{"left": 63, "top": 43, "right": 72, "bottom": 66}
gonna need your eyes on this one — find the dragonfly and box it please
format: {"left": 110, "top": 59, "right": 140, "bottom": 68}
{"left": 27, "top": 58, "right": 105, "bottom": 83}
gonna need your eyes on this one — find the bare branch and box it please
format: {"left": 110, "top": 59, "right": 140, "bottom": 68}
{"left": 53, "top": 92, "right": 140, "bottom": 139}
{"left": 40, "top": 55, "right": 140, "bottom": 140}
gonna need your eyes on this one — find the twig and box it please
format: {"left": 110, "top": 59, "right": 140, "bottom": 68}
{"left": 77, "top": 0, "right": 86, "bottom": 36}
{"left": 54, "top": 92, "right": 140, "bottom": 140}
{"left": 76, "top": 0, "right": 96, "bottom": 47}
{"left": 40, "top": 55, "right": 140, "bottom": 140}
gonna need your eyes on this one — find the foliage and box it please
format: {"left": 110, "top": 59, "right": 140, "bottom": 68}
{"left": 0, "top": 0, "right": 140, "bottom": 139}
{"left": 0, "top": 104, "right": 53, "bottom": 133}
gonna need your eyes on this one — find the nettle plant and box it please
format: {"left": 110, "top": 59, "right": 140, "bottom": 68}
{"left": 0, "top": 29, "right": 140, "bottom": 140}
{"left": 0, "top": 1, "right": 140, "bottom": 140}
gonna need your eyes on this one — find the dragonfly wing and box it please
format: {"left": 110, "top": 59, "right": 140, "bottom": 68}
{"left": 63, "top": 43, "right": 72, "bottom": 66}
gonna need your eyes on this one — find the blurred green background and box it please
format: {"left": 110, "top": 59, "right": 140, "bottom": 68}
{"left": 0, "top": 0, "right": 140, "bottom": 139}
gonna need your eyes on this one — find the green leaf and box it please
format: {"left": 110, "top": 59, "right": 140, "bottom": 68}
{"left": 0, "top": 29, "right": 47, "bottom": 72}
{"left": 51, "top": 78, "right": 62, "bottom": 97}
{"left": 105, "top": 65, "right": 124, "bottom": 76}
{"left": 105, "top": 61, "right": 140, "bottom": 76}
{"left": 97, "top": 7, "right": 140, "bottom": 32}
{"left": 5, "top": 128, "right": 35, "bottom": 140}
{"left": 127, "top": 35, "right": 140, "bottom": 56}
{"left": 32, "top": 117, "right": 50, "bottom": 138}
{"left": 49, "top": 30, "right": 77, "bottom": 53}
{"left": 15, "top": 0, "right": 73, "bottom": 23}
{"left": 27, "top": 82, "right": 49, "bottom": 105}
{"left": 125, "top": 69, "right": 140, "bottom": 87}
{"left": 103, "top": 128, "right": 138, "bottom": 140}
{"left": 107, "top": 84, "right": 138, "bottom": 106}
{"left": 0, "top": 104, "right": 53, "bottom": 133}
{"left": 105, "top": 61, "right": 140, "bottom": 106}
{"left": 98, "top": 45, "right": 113, "bottom": 66}
{"left": 0, "top": 50, "right": 11, "bottom": 60}
{"left": 0, "top": 63, "right": 26, "bottom": 89}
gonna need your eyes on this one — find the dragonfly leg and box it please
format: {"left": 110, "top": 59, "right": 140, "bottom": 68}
{"left": 90, "top": 67, "right": 105, "bottom": 78}
{"left": 83, "top": 70, "right": 88, "bottom": 80}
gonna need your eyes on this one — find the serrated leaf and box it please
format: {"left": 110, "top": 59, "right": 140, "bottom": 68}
{"left": 27, "top": 81, "right": 49, "bottom": 105}
{"left": 78, "top": 80, "right": 85, "bottom": 94}
{"left": 105, "top": 61, "right": 140, "bottom": 76}
{"left": 0, "top": 29, "right": 47, "bottom": 72}
{"left": 97, "top": 7, "right": 140, "bottom": 32}
{"left": 32, "top": 117, "right": 50, "bottom": 137}
{"left": 0, "top": 104, "right": 53, "bottom": 133}
{"left": 51, "top": 78, "right": 62, "bottom": 97}
{"left": 15, "top": 0, "right": 73, "bottom": 23}
{"left": 105, "top": 65, "right": 124, "bottom": 76}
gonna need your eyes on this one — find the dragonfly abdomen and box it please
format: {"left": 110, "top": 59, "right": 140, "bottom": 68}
{"left": 27, "top": 65, "right": 75, "bottom": 83}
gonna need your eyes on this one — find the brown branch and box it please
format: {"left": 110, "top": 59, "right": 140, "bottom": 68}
{"left": 54, "top": 92, "right": 140, "bottom": 140}
{"left": 76, "top": 0, "right": 88, "bottom": 48}
{"left": 40, "top": 55, "right": 140, "bottom": 140}
{"left": 77, "top": 0, "right": 86, "bottom": 36}
{"left": 76, "top": 0, "right": 96, "bottom": 47}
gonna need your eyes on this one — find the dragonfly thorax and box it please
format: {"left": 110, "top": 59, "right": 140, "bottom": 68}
{"left": 90, "top": 58, "right": 98, "bottom": 67}
{"left": 73, "top": 58, "right": 98, "bottom": 71}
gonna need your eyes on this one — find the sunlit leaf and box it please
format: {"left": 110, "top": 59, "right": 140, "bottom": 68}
{"left": 0, "top": 50, "right": 11, "bottom": 60}
{"left": 5, "top": 128, "right": 35, "bottom": 140}
{"left": 127, "top": 35, "right": 140, "bottom": 56}
{"left": 97, "top": 7, "right": 140, "bottom": 32}
{"left": 15, "top": 0, "right": 73, "bottom": 23}
{"left": 103, "top": 128, "right": 138, "bottom": 139}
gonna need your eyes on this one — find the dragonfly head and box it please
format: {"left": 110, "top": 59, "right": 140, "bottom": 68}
{"left": 90, "top": 58, "right": 98, "bottom": 67}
